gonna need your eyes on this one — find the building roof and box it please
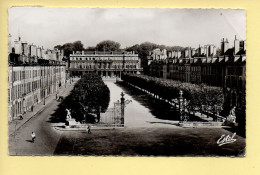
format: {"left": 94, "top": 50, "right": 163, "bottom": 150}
{"left": 224, "top": 48, "right": 234, "bottom": 56}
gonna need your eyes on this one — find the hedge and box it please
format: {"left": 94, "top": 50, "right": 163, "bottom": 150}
{"left": 121, "top": 73, "right": 223, "bottom": 111}
{"left": 52, "top": 73, "right": 110, "bottom": 123}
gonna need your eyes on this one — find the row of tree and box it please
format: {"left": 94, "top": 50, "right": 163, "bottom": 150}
{"left": 54, "top": 40, "right": 121, "bottom": 58}
{"left": 53, "top": 73, "right": 110, "bottom": 123}
{"left": 121, "top": 73, "right": 224, "bottom": 113}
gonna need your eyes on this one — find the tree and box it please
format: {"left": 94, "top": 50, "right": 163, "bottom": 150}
{"left": 126, "top": 42, "right": 159, "bottom": 74}
{"left": 125, "top": 42, "right": 185, "bottom": 74}
{"left": 62, "top": 43, "right": 73, "bottom": 58}
{"left": 73, "top": 73, "right": 110, "bottom": 122}
{"left": 85, "top": 46, "right": 96, "bottom": 51}
{"left": 73, "top": 41, "right": 84, "bottom": 51}
{"left": 54, "top": 41, "right": 84, "bottom": 58}
{"left": 54, "top": 45, "right": 63, "bottom": 50}
{"left": 96, "top": 40, "right": 121, "bottom": 51}
{"left": 121, "top": 73, "right": 224, "bottom": 115}
{"left": 52, "top": 73, "right": 110, "bottom": 123}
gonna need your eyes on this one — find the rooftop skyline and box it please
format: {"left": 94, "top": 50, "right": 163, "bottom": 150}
{"left": 9, "top": 8, "right": 246, "bottom": 50}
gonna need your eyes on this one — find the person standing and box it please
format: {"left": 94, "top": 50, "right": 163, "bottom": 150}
{"left": 31, "top": 132, "right": 36, "bottom": 143}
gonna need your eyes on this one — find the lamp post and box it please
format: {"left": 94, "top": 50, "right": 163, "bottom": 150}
{"left": 179, "top": 90, "right": 184, "bottom": 120}
{"left": 22, "top": 93, "right": 25, "bottom": 114}
{"left": 43, "top": 88, "right": 46, "bottom": 105}
{"left": 120, "top": 92, "right": 125, "bottom": 125}
{"left": 120, "top": 92, "right": 132, "bottom": 126}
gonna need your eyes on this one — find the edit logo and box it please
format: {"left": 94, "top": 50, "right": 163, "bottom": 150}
{"left": 217, "top": 133, "right": 236, "bottom": 146}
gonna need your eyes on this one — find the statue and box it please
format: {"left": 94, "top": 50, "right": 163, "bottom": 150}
{"left": 66, "top": 108, "right": 72, "bottom": 120}
{"left": 226, "top": 106, "right": 236, "bottom": 123}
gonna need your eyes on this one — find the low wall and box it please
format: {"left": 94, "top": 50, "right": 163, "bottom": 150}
{"left": 66, "top": 123, "right": 124, "bottom": 129}
{"left": 179, "top": 121, "right": 223, "bottom": 128}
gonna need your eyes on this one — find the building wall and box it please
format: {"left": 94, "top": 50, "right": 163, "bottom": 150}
{"left": 149, "top": 56, "right": 246, "bottom": 111}
{"left": 30, "top": 45, "right": 37, "bottom": 57}
{"left": 8, "top": 65, "right": 66, "bottom": 121}
{"left": 69, "top": 51, "right": 143, "bottom": 77}
{"left": 14, "top": 40, "right": 22, "bottom": 55}
{"left": 22, "top": 43, "right": 29, "bottom": 57}
{"left": 8, "top": 34, "right": 12, "bottom": 54}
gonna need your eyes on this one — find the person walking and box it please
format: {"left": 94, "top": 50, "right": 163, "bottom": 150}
{"left": 87, "top": 125, "right": 91, "bottom": 134}
{"left": 31, "top": 132, "right": 36, "bottom": 143}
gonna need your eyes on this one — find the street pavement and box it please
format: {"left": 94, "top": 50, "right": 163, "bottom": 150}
{"left": 8, "top": 79, "right": 79, "bottom": 155}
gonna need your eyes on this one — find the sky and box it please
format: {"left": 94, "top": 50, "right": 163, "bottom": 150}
{"left": 8, "top": 7, "right": 246, "bottom": 50}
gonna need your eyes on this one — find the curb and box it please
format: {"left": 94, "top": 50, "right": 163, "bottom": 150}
{"left": 54, "top": 126, "right": 120, "bottom": 131}
{"left": 9, "top": 97, "right": 55, "bottom": 137}
{"left": 9, "top": 85, "right": 72, "bottom": 137}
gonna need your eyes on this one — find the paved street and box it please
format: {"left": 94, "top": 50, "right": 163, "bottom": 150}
{"left": 8, "top": 79, "right": 78, "bottom": 155}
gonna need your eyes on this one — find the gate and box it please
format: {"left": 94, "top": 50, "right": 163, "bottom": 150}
{"left": 99, "top": 92, "right": 131, "bottom": 127}
{"left": 100, "top": 101, "right": 123, "bottom": 127}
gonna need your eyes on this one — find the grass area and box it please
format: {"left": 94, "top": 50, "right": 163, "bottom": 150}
{"left": 54, "top": 127, "right": 245, "bottom": 156}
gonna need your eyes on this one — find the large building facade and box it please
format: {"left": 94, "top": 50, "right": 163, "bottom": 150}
{"left": 69, "top": 51, "right": 143, "bottom": 77}
{"left": 148, "top": 36, "right": 246, "bottom": 115}
{"left": 8, "top": 65, "right": 66, "bottom": 121}
{"left": 8, "top": 35, "right": 66, "bottom": 121}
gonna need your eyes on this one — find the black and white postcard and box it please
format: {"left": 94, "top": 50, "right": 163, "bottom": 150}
{"left": 8, "top": 8, "right": 246, "bottom": 156}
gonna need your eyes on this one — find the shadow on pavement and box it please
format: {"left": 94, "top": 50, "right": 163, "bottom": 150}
{"left": 117, "top": 82, "right": 206, "bottom": 122}
{"left": 117, "top": 82, "right": 246, "bottom": 138}
{"left": 148, "top": 121, "right": 180, "bottom": 126}
{"left": 25, "top": 140, "right": 33, "bottom": 143}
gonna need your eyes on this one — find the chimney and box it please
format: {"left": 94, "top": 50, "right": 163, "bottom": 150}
{"left": 221, "top": 38, "right": 229, "bottom": 56}
{"left": 234, "top": 35, "right": 240, "bottom": 55}
{"left": 205, "top": 45, "right": 208, "bottom": 58}
{"left": 224, "top": 38, "right": 229, "bottom": 54}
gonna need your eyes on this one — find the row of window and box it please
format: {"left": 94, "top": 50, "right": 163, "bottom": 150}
{"left": 72, "top": 57, "right": 138, "bottom": 61}
{"left": 156, "top": 65, "right": 244, "bottom": 76}
{"left": 71, "top": 63, "right": 137, "bottom": 69}
{"left": 9, "top": 67, "right": 65, "bottom": 82}
{"left": 226, "top": 76, "right": 244, "bottom": 90}
{"left": 9, "top": 80, "right": 41, "bottom": 102}
{"left": 227, "top": 67, "right": 244, "bottom": 76}
{"left": 8, "top": 72, "right": 65, "bottom": 103}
